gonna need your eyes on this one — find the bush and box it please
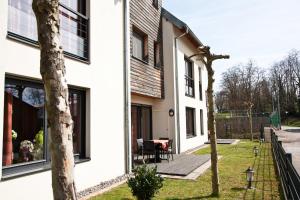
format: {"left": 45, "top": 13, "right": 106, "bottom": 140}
{"left": 127, "top": 164, "right": 164, "bottom": 200}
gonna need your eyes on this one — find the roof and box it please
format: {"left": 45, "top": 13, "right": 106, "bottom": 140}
{"left": 161, "top": 8, "right": 203, "bottom": 47}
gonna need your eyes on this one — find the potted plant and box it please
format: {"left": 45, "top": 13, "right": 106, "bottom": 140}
{"left": 19, "top": 140, "right": 34, "bottom": 162}
{"left": 127, "top": 165, "right": 164, "bottom": 200}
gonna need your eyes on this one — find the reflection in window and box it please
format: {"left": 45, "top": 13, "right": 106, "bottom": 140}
{"left": 69, "top": 91, "right": 83, "bottom": 155}
{"left": 185, "top": 58, "right": 194, "bottom": 97}
{"left": 2, "top": 80, "right": 45, "bottom": 167}
{"left": 8, "top": 0, "right": 89, "bottom": 60}
{"left": 132, "top": 28, "right": 148, "bottom": 62}
{"left": 2, "top": 78, "right": 86, "bottom": 170}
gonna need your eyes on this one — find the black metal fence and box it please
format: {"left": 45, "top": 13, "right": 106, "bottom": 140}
{"left": 271, "top": 129, "right": 300, "bottom": 200}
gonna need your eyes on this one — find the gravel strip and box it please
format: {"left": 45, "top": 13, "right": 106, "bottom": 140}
{"left": 77, "top": 174, "right": 131, "bottom": 199}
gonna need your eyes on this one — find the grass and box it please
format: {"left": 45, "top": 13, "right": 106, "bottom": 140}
{"left": 90, "top": 141, "right": 283, "bottom": 200}
{"left": 283, "top": 117, "right": 300, "bottom": 127}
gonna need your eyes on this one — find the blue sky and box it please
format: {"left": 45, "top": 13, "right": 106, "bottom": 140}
{"left": 163, "top": 0, "right": 300, "bottom": 89}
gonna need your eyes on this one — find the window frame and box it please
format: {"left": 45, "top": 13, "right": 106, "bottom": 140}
{"left": 200, "top": 109, "right": 204, "bottom": 135}
{"left": 2, "top": 77, "right": 88, "bottom": 179}
{"left": 7, "top": 0, "right": 90, "bottom": 62}
{"left": 185, "top": 57, "right": 195, "bottom": 97}
{"left": 199, "top": 67, "right": 203, "bottom": 101}
{"left": 152, "top": 0, "right": 159, "bottom": 9}
{"left": 132, "top": 27, "right": 148, "bottom": 63}
{"left": 186, "top": 107, "right": 196, "bottom": 138}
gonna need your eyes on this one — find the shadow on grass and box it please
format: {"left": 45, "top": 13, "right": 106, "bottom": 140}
{"left": 231, "top": 187, "right": 246, "bottom": 191}
{"left": 166, "top": 194, "right": 215, "bottom": 200}
{"left": 242, "top": 143, "right": 283, "bottom": 200}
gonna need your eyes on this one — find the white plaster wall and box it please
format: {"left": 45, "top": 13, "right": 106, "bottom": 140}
{"left": 176, "top": 31, "right": 209, "bottom": 153}
{"left": 0, "top": 0, "right": 127, "bottom": 199}
{"left": 160, "top": 18, "right": 209, "bottom": 154}
{"left": 151, "top": 18, "right": 177, "bottom": 145}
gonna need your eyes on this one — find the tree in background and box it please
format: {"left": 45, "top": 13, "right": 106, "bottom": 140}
{"left": 217, "top": 49, "right": 300, "bottom": 124}
{"left": 218, "top": 60, "right": 272, "bottom": 114}
{"left": 32, "top": 0, "right": 77, "bottom": 199}
{"left": 270, "top": 50, "right": 300, "bottom": 117}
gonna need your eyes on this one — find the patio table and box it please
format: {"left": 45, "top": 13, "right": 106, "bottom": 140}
{"left": 151, "top": 139, "right": 169, "bottom": 162}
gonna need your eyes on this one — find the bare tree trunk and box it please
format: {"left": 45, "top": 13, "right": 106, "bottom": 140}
{"left": 191, "top": 46, "right": 228, "bottom": 197}
{"left": 206, "top": 60, "right": 219, "bottom": 196}
{"left": 32, "top": 1, "right": 77, "bottom": 199}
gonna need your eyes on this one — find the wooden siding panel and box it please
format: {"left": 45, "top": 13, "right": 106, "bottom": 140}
{"left": 130, "top": 0, "right": 164, "bottom": 99}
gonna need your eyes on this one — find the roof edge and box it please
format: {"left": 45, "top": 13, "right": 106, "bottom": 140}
{"left": 161, "top": 8, "right": 203, "bottom": 47}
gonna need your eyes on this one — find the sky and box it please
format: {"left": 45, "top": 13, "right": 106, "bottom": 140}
{"left": 163, "top": 0, "right": 300, "bottom": 90}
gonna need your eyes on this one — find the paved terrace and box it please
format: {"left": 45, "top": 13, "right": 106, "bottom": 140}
{"left": 274, "top": 126, "right": 300, "bottom": 175}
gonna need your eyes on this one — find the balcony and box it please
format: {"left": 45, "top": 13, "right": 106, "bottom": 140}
{"left": 8, "top": 0, "right": 89, "bottom": 61}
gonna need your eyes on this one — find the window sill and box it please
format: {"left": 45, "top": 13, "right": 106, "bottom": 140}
{"left": 1, "top": 158, "right": 90, "bottom": 181}
{"left": 186, "top": 134, "right": 197, "bottom": 139}
{"left": 154, "top": 63, "right": 162, "bottom": 70}
{"left": 131, "top": 55, "right": 149, "bottom": 65}
{"left": 185, "top": 94, "right": 195, "bottom": 98}
{"left": 7, "top": 32, "right": 90, "bottom": 64}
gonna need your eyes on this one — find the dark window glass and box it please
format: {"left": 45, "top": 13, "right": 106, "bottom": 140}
{"left": 153, "top": 0, "right": 158, "bottom": 8}
{"left": 8, "top": 0, "right": 89, "bottom": 60}
{"left": 154, "top": 41, "right": 160, "bottom": 67}
{"left": 2, "top": 78, "right": 86, "bottom": 170}
{"left": 186, "top": 107, "right": 195, "bottom": 138}
{"left": 185, "top": 58, "right": 194, "bottom": 97}
{"left": 200, "top": 109, "right": 204, "bottom": 135}
{"left": 69, "top": 90, "right": 85, "bottom": 156}
{"left": 199, "top": 68, "right": 203, "bottom": 101}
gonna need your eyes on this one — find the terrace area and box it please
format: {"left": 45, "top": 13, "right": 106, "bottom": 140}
{"left": 87, "top": 140, "right": 282, "bottom": 200}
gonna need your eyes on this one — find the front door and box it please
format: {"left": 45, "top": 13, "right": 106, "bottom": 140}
{"left": 131, "top": 105, "right": 152, "bottom": 153}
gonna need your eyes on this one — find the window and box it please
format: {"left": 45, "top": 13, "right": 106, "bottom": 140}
{"left": 153, "top": 0, "right": 158, "bottom": 8}
{"left": 154, "top": 41, "right": 161, "bottom": 67}
{"left": 200, "top": 109, "right": 204, "bottom": 135}
{"left": 132, "top": 28, "right": 148, "bottom": 62}
{"left": 2, "top": 78, "right": 86, "bottom": 176}
{"left": 186, "top": 107, "right": 195, "bottom": 138}
{"left": 199, "top": 67, "right": 203, "bottom": 101}
{"left": 8, "top": 0, "right": 89, "bottom": 61}
{"left": 185, "top": 58, "right": 194, "bottom": 97}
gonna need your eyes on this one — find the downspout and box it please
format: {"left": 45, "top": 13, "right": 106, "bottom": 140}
{"left": 123, "top": 0, "right": 131, "bottom": 173}
{"left": 174, "top": 27, "right": 189, "bottom": 154}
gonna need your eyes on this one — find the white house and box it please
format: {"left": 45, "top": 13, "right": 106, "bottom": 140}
{"left": 0, "top": 0, "right": 209, "bottom": 199}
{"left": 156, "top": 9, "right": 209, "bottom": 153}
{"left": 0, "top": 0, "right": 130, "bottom": 199}
{"left": 129, "top": 0, "right": 208, "bottom": 159}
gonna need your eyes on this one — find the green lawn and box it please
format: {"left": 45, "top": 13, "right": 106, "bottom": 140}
{"left": 90, "top": 141, "right": 282, "bottom": 200}
{"left": 283, "top": 117, "right": 300, "bottom": 127}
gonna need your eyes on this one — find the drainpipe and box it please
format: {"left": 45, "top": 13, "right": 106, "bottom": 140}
{"left": 123, "top": 0, "right": 131, "bottom": 173}
{"left": 174, "top": 27, "right": 189, "bottom": 154}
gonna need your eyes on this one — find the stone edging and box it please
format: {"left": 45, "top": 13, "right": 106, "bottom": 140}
{"left": 77, "top": 174, "right": 131, "bottom": 199}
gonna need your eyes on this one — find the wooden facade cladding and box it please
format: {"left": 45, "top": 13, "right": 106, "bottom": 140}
{"left": 130, "top": 0, "right": 164, "bottom": 99}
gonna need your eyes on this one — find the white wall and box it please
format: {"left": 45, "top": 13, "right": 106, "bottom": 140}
{"left": 161, "top": 18, "right": 209, "bottom": 153}
{"left": 0, "top": 0, "right": 127, "bottom": 199}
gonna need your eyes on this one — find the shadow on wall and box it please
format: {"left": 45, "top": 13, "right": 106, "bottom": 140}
{"left": 114, "top": 0, "right": 121, "bottom": 5}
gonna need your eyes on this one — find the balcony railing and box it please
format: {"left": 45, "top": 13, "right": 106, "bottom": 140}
{"left": 185, "top": 76, "right": 194, "bottom": 97}
{"left": 8, "top": 0, "right": 89, "bottom": 61}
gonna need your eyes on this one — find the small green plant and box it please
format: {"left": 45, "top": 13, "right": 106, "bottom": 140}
{"left": 127, "top": 164, "right": 164, "bottom": 200}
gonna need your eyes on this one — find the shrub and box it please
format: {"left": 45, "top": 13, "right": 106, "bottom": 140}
{"left": 127, "top": 164, "right": 164, "bottom": 200}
